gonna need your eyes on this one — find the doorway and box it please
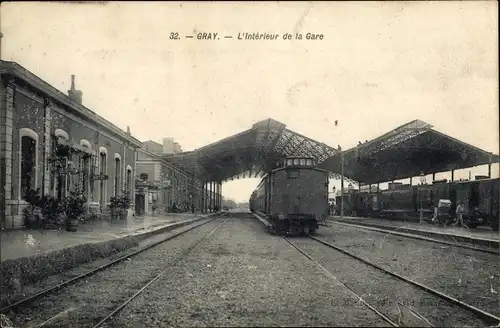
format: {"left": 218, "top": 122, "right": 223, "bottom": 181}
{"left": 135, "top": 194, "right": 145, "bottom": 216}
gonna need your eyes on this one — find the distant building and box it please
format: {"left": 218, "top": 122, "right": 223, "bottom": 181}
{"left": 135, "top": 148, "right": 202, "bottom": 215}
{"left": 162, "top": 137, "right": 182, "bottom": 155}
{"left": 141, "top": 138, "right": 183, "bottom": 155}
{"left": 142, "top": 140, "right": 163, "bottom": 154}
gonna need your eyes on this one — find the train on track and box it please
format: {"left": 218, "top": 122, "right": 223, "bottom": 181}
{"left": 336, "top": 177, "right": 499, "bottom": 231}
{"left": 249, "top": 157, "right": 329, "bottom": 236}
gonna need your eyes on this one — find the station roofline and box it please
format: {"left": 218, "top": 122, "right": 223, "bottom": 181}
{"left": 162, "top": 118, "right": 344, "bottom": 182}
{"left": 0, "top": 60, "right": 142, "bottom": 147}
{"left": 317, "top": 119, "right": 499, "bottom": 185}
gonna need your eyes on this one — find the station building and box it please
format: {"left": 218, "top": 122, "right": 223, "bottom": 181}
{"left": 0, "top": 60, "right": 142, "bottom": 229}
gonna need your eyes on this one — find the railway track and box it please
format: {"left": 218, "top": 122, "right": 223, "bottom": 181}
{"left": 2, "top": 212, "right": 233, "bottom": 328}
{"left": 285, "top": 235, "right": 500, "bottom": 327}
{"left": 327, "top": 220, "right": 499, "bottom": 255}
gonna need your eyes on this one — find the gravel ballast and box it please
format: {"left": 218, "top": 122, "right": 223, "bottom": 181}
{"left": 1, "top": 217, "right": 215, "bottom": 309}
{"left": 7, "top": 217, "right": 226, "bottom": 328}
{"left": 316, "top": 223, "right": 499, "bottom": 318}
{"left": 290, "top": 236, "right": 487, "bottom": 327}
{"left": 108, "top": 215, "right": 391, "bottom": 327}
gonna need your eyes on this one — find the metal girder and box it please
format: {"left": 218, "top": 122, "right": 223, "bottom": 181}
{"left": 254, "top": 119, "right": 286, "bottom": 164}
{"left": 328, "top": 172, "right": 358, "bottom": 185}
{"left": 274, "top": 129, "right": 295, "bottom": 154}
{"left": 318, "top": 119, "right": 499, "bottom": 184}
{"left": 161, "top": 118, "right": 342, "bottom": 183}
{"left": 275, "top": 129, "right": 337, "bottom": 164}
{"left": 355, "top": 119, "right": 432, "bottom": 158}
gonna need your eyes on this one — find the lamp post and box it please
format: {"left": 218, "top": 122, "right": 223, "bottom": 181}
{"left": 330, "top": 186, "right": 336, "bottom": 216}
{"left": 419, "top": 171, "right": 425, "bottom": 223}
{"left": 339, "top": 145, "right": 344, "bottom": 220}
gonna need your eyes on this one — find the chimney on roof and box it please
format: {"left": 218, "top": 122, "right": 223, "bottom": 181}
{"left": 126, "top": 126, "right": 131, "bottom": 135}
{"left": 68, "top": 74, "right": 83, "bottom": 105}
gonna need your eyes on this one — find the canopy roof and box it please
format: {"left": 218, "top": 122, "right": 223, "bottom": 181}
{"left": 163, "top": 118, "right": 498, "bottom": 185}
{"left": 163, "top": 118, "right": 351, "bottom": 182}
{"left": 317, "top": 119, "right": 499, "bottom": 184}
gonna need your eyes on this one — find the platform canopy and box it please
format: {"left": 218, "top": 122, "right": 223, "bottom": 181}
{"left": 317, "top": 119, "right": 499, "bottom": 185}
{"left": 162, "top": 118, "right": 356, "bottom": 183}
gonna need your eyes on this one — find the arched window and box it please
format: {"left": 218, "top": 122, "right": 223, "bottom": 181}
{"left": 99, "top": 147, "right": 108, "bottom": 206}
{"left": 114, "top": 153, "right": 121, "bottom": 196}
{"left": 19, "top": 128, "right": 39, "bottom": 200}
{"left": 126, "top": 165, "right": 132, "bottom": 195}
{"left": 54, "top": 128, "right": 69, "bottom": 140}
{"left": 52, "top": 129, "right": 70, "bottom": 199}
{"left": 80, "top": 139, "right": 92, "bottom": 196}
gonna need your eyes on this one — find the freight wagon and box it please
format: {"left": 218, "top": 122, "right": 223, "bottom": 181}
{"left": 249, "top": 157, "right": 329, "bottom": 235}
{"left": 345, "top": 178, "right": 499, "bottom": 230}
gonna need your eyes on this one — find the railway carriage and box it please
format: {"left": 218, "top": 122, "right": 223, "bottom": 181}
{"left": 249, "top": 157, "right": 329, "bottom": 236}
{"left": 360, "top": 177, "right": 499, "bottom": 230}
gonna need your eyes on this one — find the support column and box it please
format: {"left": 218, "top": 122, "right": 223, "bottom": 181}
{"left": 214, "top": 182, "right": 217, "bottom": 212}
{"left": 204, "top": 181, "right": 208, "bottom": 213}
{"left": 213, "top": 181, "right": 216, "bottom": 212}
{"left": 451, "top": 170, "right": 455, "bottom": 181}
{"left": 340, "top": 146, "right": 344, "bottom": 220}
{"left": 432, "top": 173, "right": 436, "bottom": 181}
{"left": 216, "top": 182, "right": 219, "bottom": 211}
{"left": 198, "top": 183, "right": 202, "bottom": 212}
{"left": 220, "top": 182, "right": 223, "bottom": 210}
{"left": 42, "top": 99, "right": 52, "bottom": 196}
{"left": 214, "top": 181, "right": 217, "bottom": 212}
{"left": 1, "top": 80, "right": 14, "bottom": 229}
{"left": 201, "top": 181, "right": 205, "bottom": 213}
{"left": 204, "top": 181, "right": 207, "bottom": 213}
{"left": 409, "top": 177, "right": 412, "bottom": 186}
{"left": 218, "top": 182, "right": 221, "bottom": 211}
{"left": 208, "top": 181, "right": 214, "bottom": 212}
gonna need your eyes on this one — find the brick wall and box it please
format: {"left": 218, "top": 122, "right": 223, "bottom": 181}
{"left": 0, "top": 78, "right": 7, "bottom": 228}
{"left": 1, "top": 73, "right": 140, "bottom": 228}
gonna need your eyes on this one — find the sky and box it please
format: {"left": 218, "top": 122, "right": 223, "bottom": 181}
{"left": 1, "top": 1, "right": 498, "bottom": 202}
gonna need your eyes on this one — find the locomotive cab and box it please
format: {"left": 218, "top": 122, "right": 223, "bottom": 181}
{"left": 250, "top": 156, "right": 329, "bottom": 236}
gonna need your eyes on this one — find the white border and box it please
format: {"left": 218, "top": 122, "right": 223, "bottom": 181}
{"left": 18, "top": 128, "right": 39, "bottom": 201}
{"left": 99, "top": 147, "right": 108, "bottom": 155}
{"left": 114, "top": 153, "right": 121, "bottom": 160}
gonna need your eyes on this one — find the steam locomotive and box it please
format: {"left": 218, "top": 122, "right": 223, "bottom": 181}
{"left": 249, "top": 157, "right": 329, "bottom": 235}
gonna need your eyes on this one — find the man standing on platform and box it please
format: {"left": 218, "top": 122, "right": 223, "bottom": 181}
{"left": 454, "top": 201, "right": 467, "bottom": 228}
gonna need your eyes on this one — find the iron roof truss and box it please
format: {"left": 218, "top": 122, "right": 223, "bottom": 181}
{"left": 317, "top": 120, "right": 499, "bottom": 185}
{"left": 162, "top": 118, "right": 340, "bottom": 182}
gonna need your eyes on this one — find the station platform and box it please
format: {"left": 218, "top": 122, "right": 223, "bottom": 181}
{"left": 330, "top": 216, "right": 499, "bottom": 248}
{"left": 0, "top": 212, "right": 212, "bottom": 263}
